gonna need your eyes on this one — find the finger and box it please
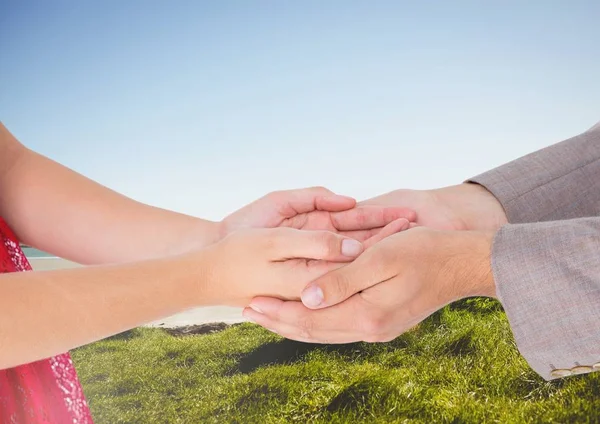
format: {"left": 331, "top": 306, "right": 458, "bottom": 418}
{"left": 341, "top": 218, "right": 411, "bottom": 243}
{"left": 269, "top": 229, "right": 364, "bottom": 262}
{"left": 339, "top": 218, "right": 410, "bottom": 243}
{"left": 330, "top": 206, "right": 416, "bottom": 231}
{"left": 339, "top": 228, "right": 380, "bottom": 242}
{"left": 315, "top": 194, "right": 356, "bottom": 212}
{"left": 363, "top": 218, "right": 410, "bottom": 249}
{"left": 274, "top": 187, "right": 356, "bottom": 218}
{"left": 278, "top": 258, "right": 348, "bottom": 287}
{"left": 244, "top": 297, "right": 368, "bottom": 343}
{"left": 300, "top": 247, "right": 396, "bottom": 309}
{"left": 243, "top": 307, "right": 361, "bottom": 344}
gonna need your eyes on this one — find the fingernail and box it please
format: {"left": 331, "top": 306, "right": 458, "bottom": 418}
{"left": 341, "top": 239, "right": 362, "bottom": 257}
{"left": 301, "top": 285, "right": 324, "bottom": 307}
{"left": 249, "top": 304, "right": 263, "bottom": 314}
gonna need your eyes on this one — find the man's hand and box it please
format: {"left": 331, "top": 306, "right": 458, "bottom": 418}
{"left": 242, "top": 227, "right": 496, "bottom": 344}
{"left": 221, "top": 187, "right": 416, "bottom": 247}
{"left": 360, "top": 184, "right": 508, "bottom": 231}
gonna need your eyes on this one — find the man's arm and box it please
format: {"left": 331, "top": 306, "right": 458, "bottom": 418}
{"left": 245, "top": 121, "right": 600, "bottom": 381}
{"left": 492, "top": 217, "right": 600, "bottom": 379}
{"left": 469, "top": 122, "right": 600, "bottom": 223}
{"left": 245, "top": 218, "right": 600, "bottom": 381}
{"left": 468, "top": 122, "right": 600, "bottom": 379}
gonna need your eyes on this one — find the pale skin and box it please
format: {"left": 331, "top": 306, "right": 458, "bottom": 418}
{"left": 0, "top": 227, "right": 383, "bottom": 369}
{"left": 243, "top": 185, "right": 509, "bottom": 344}
{"left": 0, "top": 123, "right": 415, "bottom": 369}
{"left": 0, "top": 124, "right": 415, "bottom": 265}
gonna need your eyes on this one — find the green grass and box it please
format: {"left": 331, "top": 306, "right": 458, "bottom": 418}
{"left": 72, "top": 298, "right": 600, "bottom": 423}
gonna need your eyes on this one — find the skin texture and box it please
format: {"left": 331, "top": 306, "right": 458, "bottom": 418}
{"left": 201, "top": 228, "right": 368, "bottom": 307}
{"left": 358, "top": 184, "right": 508, "bottom": 231}
{"left": 0, "top": 122, "right": 416, "bottom": 367}
{"left": 0, "top": 228, "right": 365, "bottom": 369}
{"left": 222, "top": 189, "right": 416, "bottom": 246}
{"left": 0, "top": 123, "right": 415, "bottom": 264}
{"left": 244, "top": 185, "right": 508, "bottom": 344}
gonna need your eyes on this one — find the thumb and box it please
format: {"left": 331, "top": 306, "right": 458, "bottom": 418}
{"left": 269, "top": 228, "right": 364, "bottom": 262}
{"left": 300, "top": 248, "right": 395, "bottom": 309}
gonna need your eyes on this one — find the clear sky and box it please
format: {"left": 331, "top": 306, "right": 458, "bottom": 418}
{"left": 1, "top": 1, "right": 599, "bottom": 220}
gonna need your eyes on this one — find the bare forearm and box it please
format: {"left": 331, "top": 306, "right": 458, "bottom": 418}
{"left": 0, "top": 124, "right": 220, "bottom": 264}
{"left": 0, "top": 253, "right": 209, "bottom": 369}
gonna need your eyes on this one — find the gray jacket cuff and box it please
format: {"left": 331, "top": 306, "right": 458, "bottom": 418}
{"left": 469, "top": 124, "right": 600, "bottom": 224}
{"left": 492, "top": 218, "right": 600, "bottom": 380}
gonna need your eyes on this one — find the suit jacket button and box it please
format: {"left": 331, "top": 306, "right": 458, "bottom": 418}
{"left": 550, "top": 369, "right": 572, "bottom": 378}
{"left": 570, "top": 366, "right": 592, "bottom": 375}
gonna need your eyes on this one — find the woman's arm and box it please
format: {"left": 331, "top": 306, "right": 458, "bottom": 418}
{"left": 0, "top": 123, "right": 415, "bottom": 264}
{"left": 0, "top": 123, "right": 219, "bottom": 264}
{"left": 0, "top": 227, "right": 362, "bottom": 369}
{"left": 0, "top": 253, "right": 202, "bottom": 368}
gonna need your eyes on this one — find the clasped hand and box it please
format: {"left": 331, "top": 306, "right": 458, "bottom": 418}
{"left": 198, "top": 186, "right": 414, "bottom": 307}
{"left": 241, "top": 184, "right": 507, "bottom": 344}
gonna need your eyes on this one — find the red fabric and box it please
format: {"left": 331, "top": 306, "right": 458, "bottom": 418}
{"left": 0, "top": 218, "right": 93, "bottom": 423}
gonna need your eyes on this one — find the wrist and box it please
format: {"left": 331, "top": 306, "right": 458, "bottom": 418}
{"left": 171, "top": 246, "right": 221, "bottom": 308}
{"left": 179, "top": 238, "right": 248, "bottom": 308}
{"left": 450, "top": 230, "right": 497, "bottom": 299}
{"left": 438, "top": 231, "right": 497, "bottom": 302}
{"left": 434, "top": 183, "right": 508, "bottom": 232}
{"left": 181, "top": 220, "right": 223, "bottom": 252}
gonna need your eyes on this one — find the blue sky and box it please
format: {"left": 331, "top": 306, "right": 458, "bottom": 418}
{"left": 1, "top": 1, "right": 599, "bottom": 220}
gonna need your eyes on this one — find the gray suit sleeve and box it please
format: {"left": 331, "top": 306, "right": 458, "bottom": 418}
{"left": 469, "top": 123, "right": 600, "bottom": 223}
{"left": 492, "top": 218, "right": 600, "bottom": 380}
{"left": 468, "top": 122, "right": 600, "bottom": 380}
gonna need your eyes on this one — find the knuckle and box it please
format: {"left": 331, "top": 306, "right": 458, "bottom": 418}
{"left": 318, "top": 272, "right": 349, "bottom": 302}
{"left": 327, "top": 235, "right": 341, "bottom": 257}
{"left": 310, "top": 185, "right": 329, "bottom": 193}
{"left": 355, "top": 210, "right": 368, "bottom": 226}
{"left": 330, "top": 274, "right": 350, "bottom": 300}
{"left": 314, "top": 231, "right": 339, "bottom": 257}
{"left": 265, "top": 190, "right": 286, "bottom": 204}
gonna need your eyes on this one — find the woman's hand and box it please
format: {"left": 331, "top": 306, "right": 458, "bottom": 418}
{"left": 0, "top": 227, "right": 363, "bottom": 368}
{"left": 220, "top": 187, "right": 416, "bottom": 247}
{"left": 197, "top": 227, "right": 368, "bottom": 307}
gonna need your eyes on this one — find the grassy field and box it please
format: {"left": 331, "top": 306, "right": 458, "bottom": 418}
{"left": 72, "top": 298, "right": 600, "bottom": 423}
